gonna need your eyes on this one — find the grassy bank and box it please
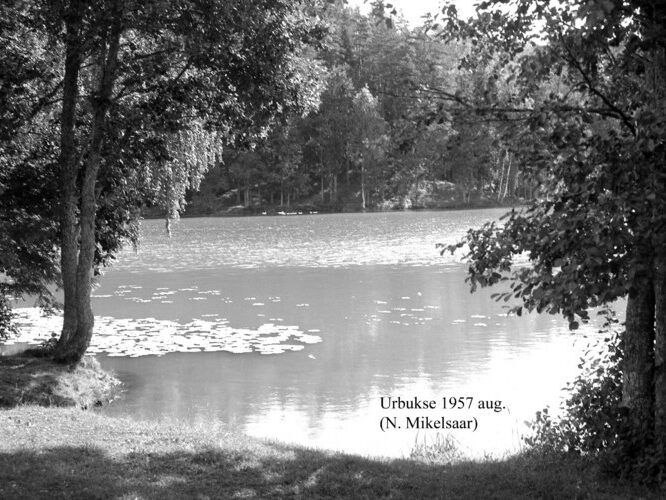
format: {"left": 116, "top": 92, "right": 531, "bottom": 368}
{"left": 0, "top": 406, "right": 660, "bottom": 499}
{"left": 0, "top": 353, "right": 119, "bottom": 409}
{"left": 0, "top": 353, "right": 660, "bottom": 498}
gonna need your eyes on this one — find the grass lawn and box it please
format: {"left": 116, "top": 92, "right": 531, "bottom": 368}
{"left": 0, "top": 405, "right": 661, "bottom": 500}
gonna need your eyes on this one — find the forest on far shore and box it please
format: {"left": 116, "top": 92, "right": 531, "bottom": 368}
{"left": 174, "top": 1, "right": 535, "bottom": 217}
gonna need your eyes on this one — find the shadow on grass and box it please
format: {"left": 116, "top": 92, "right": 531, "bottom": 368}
{"left": 0, "top": 443, "right": 655, "bottom": 499}
{"left": 0, "top": 355, "right": 71, "bottom": 408}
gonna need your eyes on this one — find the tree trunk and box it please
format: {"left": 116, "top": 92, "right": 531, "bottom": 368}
{"left": 654, "top": 255, "right": 666, "bottom": 454}
{"left": 497, "top": 153, "right": 505, "bottom": 202}
{"left": 503, "top": 153, "right": 512, "bottom": 200}
{"left": 622, "top": 281, "right": 656, "bottom": 435}
{"left": 361, "top": 164, "right": 366, "bottom": 209}
{"left": 57, "top": 0, "right": 84, "bottom": 352}
{"left": 55, "top": 1, "right": 123, "bottom": 363}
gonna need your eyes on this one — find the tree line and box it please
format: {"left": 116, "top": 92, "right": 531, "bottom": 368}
{"left": 182, "top": 1, "right": 533, "bottom": 214}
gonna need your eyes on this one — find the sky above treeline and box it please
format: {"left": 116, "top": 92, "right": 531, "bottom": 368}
{"left": 347, "top": 0, "right": 478, "bottom": 27}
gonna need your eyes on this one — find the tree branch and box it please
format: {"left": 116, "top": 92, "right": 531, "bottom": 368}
{"left": 560, "top": 36, "right": 637, "bottom": 136}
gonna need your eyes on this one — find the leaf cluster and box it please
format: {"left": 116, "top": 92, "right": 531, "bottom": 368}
{"left": 435, "top": 0, "right": 666, "bottom": 326}
{"left": 524, "top": 312, "right": 665, "bottom": 483}
{"left": 0, "top": 0, "right": 329, "bottom": 317}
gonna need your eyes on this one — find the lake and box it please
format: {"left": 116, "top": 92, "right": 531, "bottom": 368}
{"left": 8, "top": 209, "right": 606, "bottom": 459}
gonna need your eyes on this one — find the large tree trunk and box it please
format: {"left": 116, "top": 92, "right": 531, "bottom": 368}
{"left": 645, "top": 9, "right": 666, "bottom": 453}
{"left": 622, "top": 280, "right": 656, "bottom": 437}
{"left": 55, "top": 1, "right": 123, "bottom": 363}
{"left": 654, "top": 255, "right": 666, "bottom": 454}
{"left": 57, "top": 0, "right": 83, "bottom": 352}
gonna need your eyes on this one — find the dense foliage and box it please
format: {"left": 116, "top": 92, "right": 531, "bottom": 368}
{"left": 437, "top": 0, "right": 666, "bottom": 482}
{"left": 525, "top": 313, "right": 665, "bottom": 483}
{"left": 0, "top": 0, "right": 326, "bottom": 359}
{"left": 0, "top": 293, "right": 18, "bottom": 341}
{"left": 184, "top": 1, "right": 532, "bottom": 214}
{"left": 525, "top": 331, "right": 623, "bottom": 459}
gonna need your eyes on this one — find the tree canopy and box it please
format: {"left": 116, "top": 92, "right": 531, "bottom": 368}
{"left": 182, "top": 1, "right": 533, "bottom": 214}
{"left": 436, "top": 0, "right": 666, "bottom": 479}
{"left": 0, "top": 0, "right": 326, "bottom": 360}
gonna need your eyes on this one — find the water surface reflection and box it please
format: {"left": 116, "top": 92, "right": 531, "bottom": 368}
{"left": 98, "top": 265, "right": 595, "bottom": 458}
{"left": 7, "top": 209, "right": 608, "bottom": 458}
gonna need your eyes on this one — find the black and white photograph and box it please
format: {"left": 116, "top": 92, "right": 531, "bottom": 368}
{"left": 1, "top": 0, "right": 665, "bottom": 498}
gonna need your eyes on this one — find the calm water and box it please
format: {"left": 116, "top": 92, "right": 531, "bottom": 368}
{"left": 9, "top": 209, "right": 605, "bottom": 458}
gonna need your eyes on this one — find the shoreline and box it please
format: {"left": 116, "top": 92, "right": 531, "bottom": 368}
{"left": 142, "top": 198, "right": 525, "bottom": 220}
{"left": 0, "top": 351, "right": 661, "bottom": 498}
{"left": 1, "top": 404, "right": 660, "bottom": 499}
